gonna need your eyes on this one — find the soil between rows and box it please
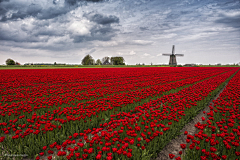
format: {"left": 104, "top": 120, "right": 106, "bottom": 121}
{"left": 154, "top": 78, "right": 230, "bottom": 160}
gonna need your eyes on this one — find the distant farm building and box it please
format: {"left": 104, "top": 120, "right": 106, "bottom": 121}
{"left": 24, "top": 63, "right": 66, "bottom": 65}
{"left": 184, "top": 64, "right": 196, "bottom": 67}
{"left": 102, "top": 61, "right": 111, "bottom": 65}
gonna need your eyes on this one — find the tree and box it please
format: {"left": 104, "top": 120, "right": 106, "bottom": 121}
{"left": 6, "top": 58, "right": 15, "bottom": 65}
{"left": 110, "top": 57, "right": 125, "bottom": 65}
{"left": 96, "top": 59, "right": 102, "bottom": 65}
{"left": 81, "top": 54, "right": 95, "bottom": 65}
{"left": 102, "top": 57, "right": 110, "bottom": 64}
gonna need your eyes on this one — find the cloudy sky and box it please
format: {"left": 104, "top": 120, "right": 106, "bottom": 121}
{"left": 0, "top": 0, "right": 239, "bottom": 65}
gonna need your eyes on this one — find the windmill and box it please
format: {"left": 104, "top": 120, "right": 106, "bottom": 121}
{"left": 162, "top": 45, "right": 184, "bottom": 65}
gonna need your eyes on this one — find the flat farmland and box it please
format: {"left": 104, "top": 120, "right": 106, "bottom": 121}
{"left": 0, "top": 67, "right": 239, "bottom": 160}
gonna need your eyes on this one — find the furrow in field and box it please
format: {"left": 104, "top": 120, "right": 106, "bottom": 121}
{"left": 178, "top": 69, "right": 240, "bottom": 160}
{"left": 155, "top": 68, "right": 239, "bottom": 160}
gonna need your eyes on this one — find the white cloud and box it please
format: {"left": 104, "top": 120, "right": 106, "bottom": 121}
{"left": 94, "top": 41, "right": 119, "bottom": 47}
{"left": 163, "top": 33, "right": 177, "bottom": 39}
{"left": 143, "top": 53, "right": 150, "bottom": 56}
{"left": 218, "top": 10, "right": 240, "bottom": 17}
{"left": 68, "top": 19, "right": 92, "bottom": 36}
{"left": 129, "top": 50, "right": 136, "bottom": 55}
{"left": 130, "top": 40, "right": 153, "bottom": 45}
{"left": 117, "top": 50, "right": 136, "bottom": 56}
{"left": 178, "top": 32, "right": 219, "bottom": 41}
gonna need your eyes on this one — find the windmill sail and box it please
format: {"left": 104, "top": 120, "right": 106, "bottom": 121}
{"left": 175, "top": 54, "right": 184, "bottom": 56}
{"left": 162, "top": 53, "right": 172, "bottom": 56}
{"left": 172, "top": 45, "right": 175, "bottom": 54}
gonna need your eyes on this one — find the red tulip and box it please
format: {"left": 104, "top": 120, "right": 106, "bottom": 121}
{"left": 169, "top": 154, "right": 175, "bottom": 159}
{"left": 180, "top": 144, "right": 186, "bottom": 149}
{"left": 96, "top": 154, "right": 101, "bottom": 159}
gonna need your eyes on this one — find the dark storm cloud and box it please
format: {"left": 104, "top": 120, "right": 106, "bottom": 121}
{"left": 139, "top": 27, "right": 148, "bottom": 31}
{"left": 0, "top": 30, "right": 42, "bottom": 42}
{"left": 33, "top": 28, "right": 65, "bottom": 37}
{"left": 65, "top": 0, "right": 103, "bottom": 6}
{"left": 0, "top": 0, "right": 9, "bottom": 3}
{"left": 0, "top": 2, "right": 35, "bottom": 21}
{"left": 0, "top": 0, "right": 104, "bottom": 22}
{"left": 220, "top": 0, "right": 240, "bottom": 10}
{"left": 32, "top": 20, "right": 50, "bottom": 27}
{"left": 37, "top": 7, "right": 70, "bottom": 20}
{"left": 215, "top": 13, "right": 240, "bottom": 29}
{"left": 53, "top": 0, "right": 58, "bottom": 5}
{"left": 84, "top": 13, "right": 119, "bottom": 25}
{"left": 166, "top": 13, "right": 180, "bottom": 20}
{"left": 2, "top": 4, "right": 43, "bottom": 21}
{"left": 0, "top": 5, "right": 71, "bottom": 21}
{"left": 210, "top": 0, "right": 240, "bottom": 30}
{"left": 64, "top": 0, "right": 79, "bottom": 6}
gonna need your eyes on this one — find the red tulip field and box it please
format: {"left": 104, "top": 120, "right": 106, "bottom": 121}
{"left": 0, "top": 67, "right": 239, "bottom": 160}
{"left": 181, "top": 69, "right": 240, "bottom": 160}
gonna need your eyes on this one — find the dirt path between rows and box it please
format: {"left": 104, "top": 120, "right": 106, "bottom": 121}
{"left": 155, "top": 80, "right": 229, "bottom": 160}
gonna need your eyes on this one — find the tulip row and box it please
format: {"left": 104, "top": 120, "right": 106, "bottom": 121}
{"left": 179, "top": 69, "right": 240, "bottom": 160}
{"left": 32, "top": 68, "right": 238, "bottom": 160}
{"left": 1, "top": 67, "right": 231, "bottom": 158}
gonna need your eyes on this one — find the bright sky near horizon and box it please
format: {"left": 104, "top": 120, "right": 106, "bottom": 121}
{"left": 0, "top": 0, "right": 239, "bottom": 65}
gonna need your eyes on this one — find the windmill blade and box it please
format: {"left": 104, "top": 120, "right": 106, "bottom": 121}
{"left": 172, "top": 45, "right": 175, "bottom": 54}
{"left": 175, "top": 54, "right": 184, "bottom": 56}
{"left": 162, "top": 53, "right": 172, "bottom": 56}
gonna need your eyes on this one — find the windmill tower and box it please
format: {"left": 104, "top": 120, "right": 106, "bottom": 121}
{"left": 162, "top": 45, "right": 184, "bottom": 65}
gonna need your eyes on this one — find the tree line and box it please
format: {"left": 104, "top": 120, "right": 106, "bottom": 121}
{"left": 5, "top": 55, "right": 125, "bottom": 66}
{"left": 5, "top": 59, "right": 20, "bottom": 65}
{"left": 81, "top": 55, "right": 125, "bottom": 65}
